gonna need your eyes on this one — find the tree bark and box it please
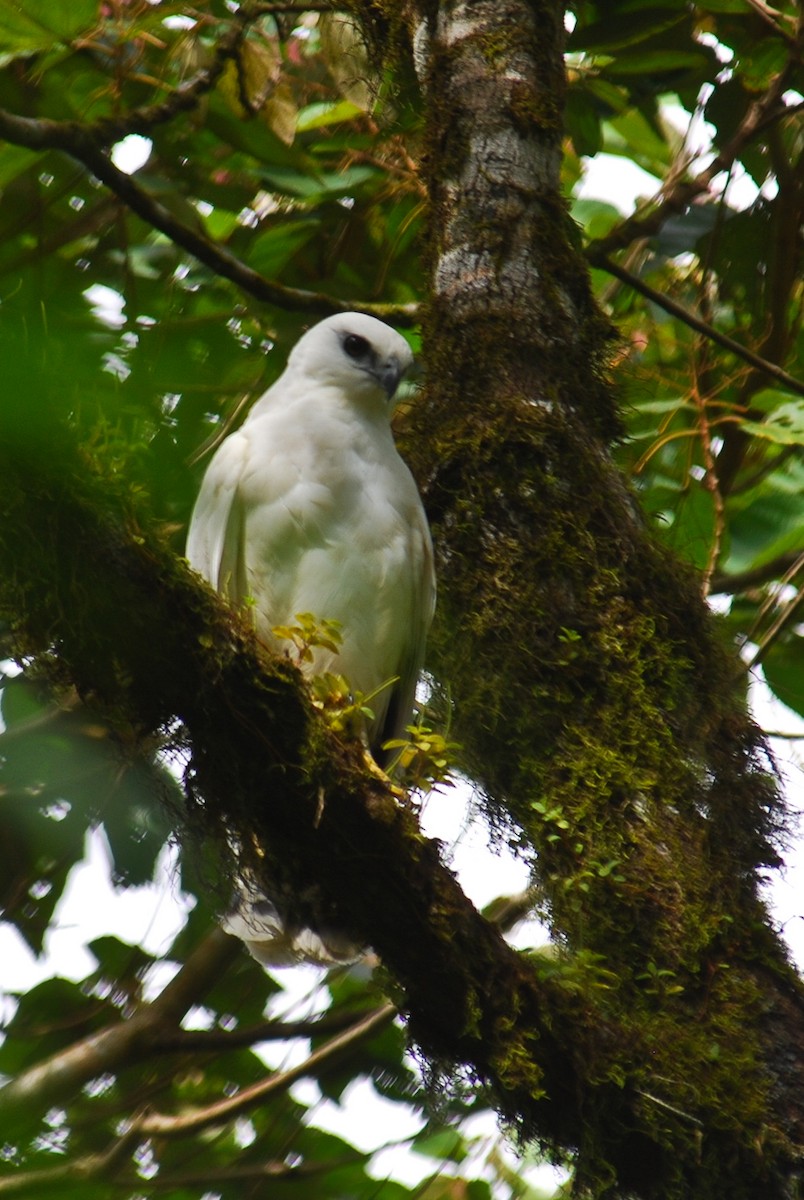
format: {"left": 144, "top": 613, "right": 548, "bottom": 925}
{"left": 391, "top": 0, "right": 804, "bottom": 1194}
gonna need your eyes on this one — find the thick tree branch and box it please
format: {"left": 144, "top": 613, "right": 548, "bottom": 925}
{"left": 400, "top": 1, "right": 804, "bottom": 1192}
{"left": 0, "top": 428, "right": 623, "bottom": 1157}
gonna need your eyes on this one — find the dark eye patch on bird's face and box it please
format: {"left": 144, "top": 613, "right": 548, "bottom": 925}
{"left": 342, "top": 333, "right": 371, "bottom": 360}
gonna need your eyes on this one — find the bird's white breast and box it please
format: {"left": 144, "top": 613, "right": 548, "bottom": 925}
{"left": 238, "top": 388, "right": 428, "bottom": 706}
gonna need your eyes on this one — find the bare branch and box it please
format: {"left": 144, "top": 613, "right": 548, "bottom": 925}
{"left": 0, "top": 108, "right": 418, "bottom": 325}
{"left": 149, "top": 1006, "right": 373, "bottom": 1051}
{"left": 0, "top": 1129, "right": 140, "bottom": 1197}
{"left": 0, "top": 930, "right": 240, "bottom": 1134}
{"left": 597, "top": 255, "right": 804, "bottom": 397}
{"left": 0, "top": 1150, "right": 359, "bottom": 1196}
{"left": 710, "top": 551, "right": 804, "bottom": 595}
{"left": 586, "top": 65, "right": 796, "bottom": 262}
{"left": 136, "top": 1004, "right": 396, "bottom": 1137}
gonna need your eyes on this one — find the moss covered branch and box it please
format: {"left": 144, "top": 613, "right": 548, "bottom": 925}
{"left": 0, "top": 417, "right": 630, "bottom": 1160}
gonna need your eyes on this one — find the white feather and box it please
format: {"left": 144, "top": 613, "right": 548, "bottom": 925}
{"left": 188, "top": 312, "right": 434, "bottom": 750}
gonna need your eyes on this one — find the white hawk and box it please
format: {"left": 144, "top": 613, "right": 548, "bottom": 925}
{"left": 186, "top": 312, "right": 435, "bottom": 964}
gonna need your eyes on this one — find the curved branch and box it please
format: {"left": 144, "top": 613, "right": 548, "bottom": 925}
{"left": 0, "top": 1141, "right": 356, "bottom": 1196}
{"left": 710, "top": 551, "right": 804, "bottom": 595}
{"left": 137, "top": 1004, "right": 395, "bottom": 1137}
{"left": 0, "top": 431, "right": 615, "bottom": 1155}
{"left": 0, "top": 107, "right": 418, "bottom": 325}
{"left": 586, "top": 65, "right": 797, "bottom": 262}
{"left": 0, "top": 929, "right": 240, "bottom": 1134}
{"left": 0, "top": 1129, "right": 140, "bottom": 1197}
{"left": 149, "top": 1005, "right": 374, "bottom": 1051}
{"left": 598, "top": 254, "right": 804, "bottom": 397}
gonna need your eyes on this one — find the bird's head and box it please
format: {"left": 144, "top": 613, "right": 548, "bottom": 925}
{"left": 286, "top": 313, "right": 415, "bottom": 408}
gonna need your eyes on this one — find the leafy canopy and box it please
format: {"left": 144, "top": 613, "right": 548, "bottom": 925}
{"left": 0, "top": 0, "right": 801, "bottom": 1197}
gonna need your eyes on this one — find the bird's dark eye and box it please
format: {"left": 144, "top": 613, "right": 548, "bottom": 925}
{"left": 343, "top": 333, "right": 370, "bottom": 359}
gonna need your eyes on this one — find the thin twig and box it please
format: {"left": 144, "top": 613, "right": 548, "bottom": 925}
{"left": 136, "top": 1003, "right": 396, "bottom": 1137}
{"left": 0, "top": 930, "right": 240, "bottom": 1132}
{"left": 742, "top": 550, "right": 804, "bottom": 648}
{"left": 64, "top": 7, "right": 253, "bottom": 147}
{"left": 710, "top": 550, "right": 804, "bottom": 595}
{"left": 598, "top": 255, "right": 804, "bottom": 398}
{"left": 744, "top": 586, "right": 804, "bottom": 675}
{"left": 586, "top": 64, "right": 796, "bottom": 262}
{"left": 149, "top": 1007, "right": 369, "bottom": 1051}
{"left": 637, "top": 1089, "right": 704, "bottom": 1128}
{"left": 728, "top": 444, "right": 801, "bottom": 497}
{"left": 742, "top": 0, "right": 799, "bottom": 48}
{"left": 697, "top": 413, "right": 725, "bottom": 599}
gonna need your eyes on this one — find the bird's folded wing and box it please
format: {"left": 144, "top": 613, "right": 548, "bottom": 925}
{"left": 378, "top": 520, "right": 436, "bottom": 751}
{"left": 186, "top": 432, "right": 248, "bottom": 604}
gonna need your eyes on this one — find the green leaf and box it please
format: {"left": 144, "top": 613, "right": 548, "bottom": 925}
{"left": 570, "top": 10, "right": 686, "bottom": 53}
{"left": 603, "top": 50, "right": 708, "bottom": 75}
{"left": 412, "top": 1128, "right": 469, "bottom": 1163}
{"left": 736, "top": 37, "right": 788, "bottom": 90}
{"left": 573, "top": 194, "right": 628, "bottom": 234}
{"left": 246, "top": 218, "right": 321, "bottom": 278}
{"left": 566, "top": 89, "right": 603, "bottom": 157}
{"left": 0, "top": 0, "right": 98, "bottom": 57}
{"left": 603, "top": 107, "right": 674, "bottom": 172}
{"left": 260, "top": 162, "right": 377, "bottom": 199}
{"left": 739, "top": 401, "right": 804, "bottom": 446}
{"left": 0, "top": 976, "right": 112, "bottom": 1077}
{"left": 762, "top": 636, "right": 804, "bottom": 721}
{"left": 297, "top": 99, "right": 363, "bottom": 132}
{"left": 656, "top": 482, "right": 716, "bottom": 572}
{"left": 726, "top": 489, "right": 804, "bottom": 574}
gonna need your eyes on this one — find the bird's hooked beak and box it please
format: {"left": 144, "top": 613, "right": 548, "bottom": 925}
{"left": 377, "top": 356, "right": 404, "bottom": 399}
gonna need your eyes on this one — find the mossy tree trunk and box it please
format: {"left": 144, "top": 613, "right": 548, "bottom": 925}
{"left": 383, "top": 0, "right": 804, "bottom": 1195}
